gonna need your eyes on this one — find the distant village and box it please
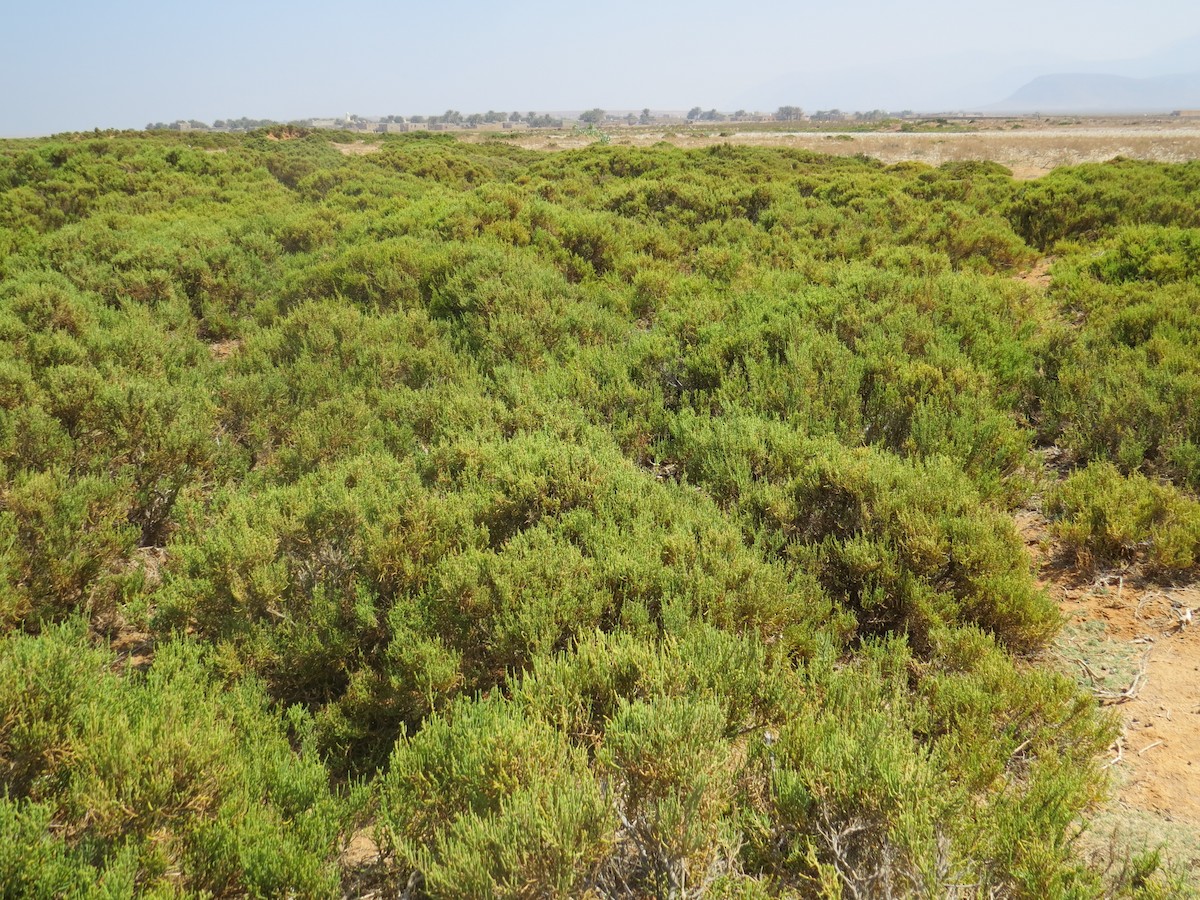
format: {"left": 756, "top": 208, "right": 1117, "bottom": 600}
{"left": 143, "top": 107, "right": 915, "bottom": 134}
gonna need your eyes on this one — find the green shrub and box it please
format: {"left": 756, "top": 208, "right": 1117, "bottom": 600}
{"left": 377, "top": 696, "right": 611, "bottom": 898}
{"left": 1047, "top": 462, "right": 1200, "bottom": 572}
{"left": 0, "top": 622, "right": 349, "bottom": 896}
{"left": 599, "top": 696, "right": 741, "bottom": 894}
{"left": 0, "top": 469, "right": 137, "bottom": 630}
{"left": 1038, "top": 242, "right": 1200, "bottom": 489}
{"left": 669, "top": 415, "right": 1058, "bottom": 651}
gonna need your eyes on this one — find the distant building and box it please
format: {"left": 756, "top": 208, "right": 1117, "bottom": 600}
{"left": 1173, "top": 110, "right": 1200, "bottom": 118}
{"left": 501, "top": 121, "right": 529, "bottom": 130}
{"left": 377, "top": 122, "right": 430, "bottom": 133}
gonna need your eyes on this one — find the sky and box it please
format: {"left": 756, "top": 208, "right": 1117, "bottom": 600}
{"left": 4, "top": 0, "right": 1200, "bottom": 136}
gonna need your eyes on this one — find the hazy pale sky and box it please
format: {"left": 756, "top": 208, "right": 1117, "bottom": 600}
{"left": 4, "top": 0, "right": 1200, "bottom": 135}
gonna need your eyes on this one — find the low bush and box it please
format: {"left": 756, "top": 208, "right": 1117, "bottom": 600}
{"left": 0, "top": 621, "right": 350, "bottom": 896}
{"left": 1047, "top": 462, "right": 1200, "bottom": 572}
{"left": 669, "top": 414, "right": 1058, "bottom": 651}
{"left": 377, "top": 697, "right": 611, "bottom": 898}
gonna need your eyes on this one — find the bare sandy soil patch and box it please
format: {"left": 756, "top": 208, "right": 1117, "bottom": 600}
{"left": 333, "top": 141, "right": 382, "bottom": 156}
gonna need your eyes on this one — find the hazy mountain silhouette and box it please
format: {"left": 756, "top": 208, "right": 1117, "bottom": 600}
{"left": 988, "top": 71, "right": 1200, "bottom": 113}
{"left": 733, "top": 33, "right": 1200, "bottom": 114}
{"left": 731, "top": 50, "right": 1067, "bottom": 113}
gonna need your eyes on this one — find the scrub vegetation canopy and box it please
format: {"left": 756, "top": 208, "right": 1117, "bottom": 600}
{"left": 1, "top": 127, "right": 1199, "bottom": 897}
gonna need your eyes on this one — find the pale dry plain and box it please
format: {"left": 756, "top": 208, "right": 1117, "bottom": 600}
{"left": 456, "top": 116, "right": 1200, "bottom": 178}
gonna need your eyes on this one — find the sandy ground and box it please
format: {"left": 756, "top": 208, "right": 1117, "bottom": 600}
{"left": 331, "top": 141, "right": 383, "bottom": 156}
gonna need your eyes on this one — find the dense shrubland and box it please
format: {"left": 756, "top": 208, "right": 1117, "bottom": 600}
{"left": 2, "top": 130, "right": 1198, "bottom": 896}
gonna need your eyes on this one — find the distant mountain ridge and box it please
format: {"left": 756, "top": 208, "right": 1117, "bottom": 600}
{"left": 731, "top": 33, "right": 1200, "bottom": 114}
{"left": 989, "top": 71, "right": 1200, "bottom": 113}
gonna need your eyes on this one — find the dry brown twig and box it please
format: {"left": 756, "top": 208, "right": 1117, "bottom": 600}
{"left": 1102, "top": 730, "right": 1126, "bottom": 770}
{"left": 1135, "top": 592, "right": 1165, "bottom": 622}
{"left": 1074, "top": 658, "right": 1103, "bottom": 683}
{"left": 1091, "top": 649, "right": 1151, "bottom": 704}
{"left": 1007, "top": 738, "right": 1033, "bottom": 765}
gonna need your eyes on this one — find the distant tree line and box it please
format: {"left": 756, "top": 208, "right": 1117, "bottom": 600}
{"left": 143, "top": 106, "right": 924, "bottom": 136}
{"left": 145, "top": 118, "right": 290, "bottom": 132}
{"left": 144, "top": 119, "right": 214, "bottom": 131}
{"left": 214, "top": 117, "right": 286, "bottom": 130}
